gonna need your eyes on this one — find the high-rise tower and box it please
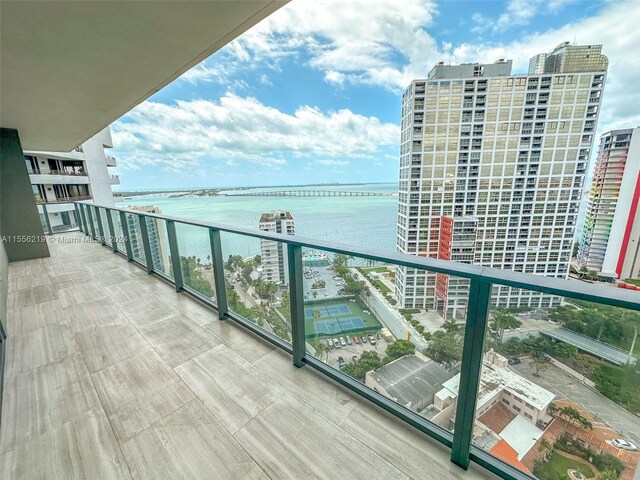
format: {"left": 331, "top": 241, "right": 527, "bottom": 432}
{"left": 579, "top": 127, "right": 640, "bottom": 280}
{"left": 396, "top": 43, "right": 608, "bottom": 316}
{"left": 259, "top": 211, "right": 295, "bottom": 285}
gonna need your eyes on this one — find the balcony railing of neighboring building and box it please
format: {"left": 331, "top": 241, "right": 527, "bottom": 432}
{"left": 69, "top": 200, "right": 640, "bottom": 480}
{"left": 109, "top": 174, "right": 120, "bottom": 184}
{"left": 105, "top": 154, "right": 117, "bottom": 166}
{"left": 36, "top": 195, "right": 92, "bottom": 204}
{"left": 46, "top": 169, "right": 89, "bottom": 176}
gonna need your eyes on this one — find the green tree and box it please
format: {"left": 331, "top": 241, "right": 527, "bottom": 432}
{"left": 489, "top": 309, "right": 522, "bottom": 343}
{"left": 180, "top": 256, "right": 214, "bottom": 297}
{"left": 442, "top": 318, "right": 464, "bottom": 335}
{"left": 531, "top": 350, "right": 551, "bottom": 376}
{"left": 598, "top": 469, "right": 620, "bottom": 480}
{"left": 384, "top": 340, "right": 415, "bottom": 364}
{"left": 538, "top": 438, "right": 552, "bottom": 452}
{"left": 342, "top": 351, "right": 382, "bottom": 381}
{"left": 553, "top": 342, "right": 578, "bottom": 358}
{"left": 426, "top": 331, "right": 463, "bottom": 367}
{"left": 572, "top": 241, "right": 580, "bottom": 258}
{"left": 281, "top": 290, "right": 290, "bottom": 310}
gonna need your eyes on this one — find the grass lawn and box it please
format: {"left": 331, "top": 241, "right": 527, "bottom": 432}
{"left": 300, "top": 298, "right": 382, "bottom": 338}
{"left": 625, "top": 278, "right": 640, "bottom": 286}
{"left": 533, "top": 452, "right": 595, "bottom": 480}
{"left": 371, "top": 279, "right": 391, "bottom": 294}
{"left": 359, "top": 266, "right": 389, "bottom": 273}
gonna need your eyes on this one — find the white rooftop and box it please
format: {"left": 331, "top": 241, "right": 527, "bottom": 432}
{"left": 499, "top": 415, "right": 543, "bottom": 460}
{"left": 439, "top": 360, "right": 555, "bottom": 412}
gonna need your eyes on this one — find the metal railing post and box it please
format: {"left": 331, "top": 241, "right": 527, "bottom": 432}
{"left": 288, "top": 244, "right": 306, "bottom": 368}
{"left": 209, "top": 228, "right": 228, "bottom": 320}
{"left": 166, "top": 220, "right": 184, "bottom": 292}
{"left": 79, "top": 204, "right": 89, "bottom": 235}
{"left": 119, "top": 211, "right": 134, "bottom": 262}
{"left": 73, "top": 203, "right": 82, "bottom": 232}
{"left": 41, "top": 204, "right": 53, "bottom": 235}
{"left": 105, "top": 209, "right": 118, "bottom": 253}
{"left": 86, "top": 205, "right": 97, "bottom": 239}
{"left": 451, "top": 278, "right": 492, "bottom": 469}
{"left": 138, "top": 214, "right": 153, "bottom": 274}
{"left": 94, "top": 206, "right": 106, "bottom": 245}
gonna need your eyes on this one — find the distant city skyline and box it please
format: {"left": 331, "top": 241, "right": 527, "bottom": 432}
{"left": 109, "top": 0, "right": 640, "bottom": 189}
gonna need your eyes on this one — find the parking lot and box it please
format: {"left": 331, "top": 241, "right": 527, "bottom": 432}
{"left": 303, "top": 264, "right": 343, "bottom": 300}
{"left": 323, "top": 333, "right": 390, "bottom": 370}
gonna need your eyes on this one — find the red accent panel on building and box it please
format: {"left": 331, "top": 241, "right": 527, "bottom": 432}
{"left": 436, "top": 217, "right": 453, "bottom": 304}
{"left": 616, "top": 171, "right": 640, "bottom": 277}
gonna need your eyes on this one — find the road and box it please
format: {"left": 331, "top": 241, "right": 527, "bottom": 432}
{"left": 512, "top": 359, "right": 640, "bottom": 446}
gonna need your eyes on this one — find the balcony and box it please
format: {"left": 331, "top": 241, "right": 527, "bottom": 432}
{"left": 109, "top": 174, "right": 120, "bottom": 185}
{"left": 13, "top": 201, "right": 633, "bottom": 480}
{"left": 105, "top": 154, "right": 117, "bottom": 167}
{"left": 1, "top": 230, "right": 494, "bottom": 480}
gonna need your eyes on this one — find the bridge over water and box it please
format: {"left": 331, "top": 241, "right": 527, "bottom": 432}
{"left": 223, "top": 190, "right": 395, "bottom": 197}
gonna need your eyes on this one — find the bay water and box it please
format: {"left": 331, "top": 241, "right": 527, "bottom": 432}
{"left": 117, "top": 183, "right": 399, "bottom": 262}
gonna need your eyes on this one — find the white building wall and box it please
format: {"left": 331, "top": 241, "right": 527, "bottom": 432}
{"left": 26, "top": 127, "right": 116, "bottom": 231}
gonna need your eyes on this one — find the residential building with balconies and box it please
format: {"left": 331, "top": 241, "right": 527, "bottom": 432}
{"left": 259, "top": 211, "right": 295, "bottom": 285}
{"left": 25, "top": 127, "right": 117, "bottom": 233}
{"left": 578, "top": 127, "right": 640, "bottom": 280}
{"left": 395, "top": 44, "right": 608, "bottom": 311}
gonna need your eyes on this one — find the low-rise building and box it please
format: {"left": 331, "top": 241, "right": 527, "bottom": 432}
{"left": 365, "top": 352, "right": 454, "bottom": 411}
{"left": 434, "top": 349, "right": 555, "bottom": 427}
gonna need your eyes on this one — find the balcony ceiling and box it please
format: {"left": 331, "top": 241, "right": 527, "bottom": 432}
{"left": 0, "top": 1, "right": 287, "bottom": 151}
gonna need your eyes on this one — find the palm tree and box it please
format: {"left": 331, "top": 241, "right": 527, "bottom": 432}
{"left": 443, "top": 318, "right": 463, "bottom": 335}
{"left": 490, "top": 309, "right": 522, "bottom": 343}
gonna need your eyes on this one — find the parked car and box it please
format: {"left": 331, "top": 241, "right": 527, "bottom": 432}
{"left": 337, "top": 356, "right": 346, "bottom": 370}
{"left": 346, "top": 336, "right": 353, "bottom": 345}
{"left": 361, "top": 336, "right": 368, "bottom": 344}
{"left": 610, "top": 439, "right": 638, "bottom": 451}
{"left": 508, "top": 357, "right": 521, "bottom": 365}
{"left": 327, "top": 339, "right": 334, "bottom": 349}
{"left": 339, "top": 337, "right": 347, "bottom": 346}
{"left": 352, "top": 336, "right": 360, "bottom": 344}
{"left": 333, "top": 338, "right": 340, "bottom": 348}
{"left": 368, "top": 335, "right": 376, "bottom": 345}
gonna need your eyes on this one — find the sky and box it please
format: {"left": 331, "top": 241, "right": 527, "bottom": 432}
{"left": 110, "top": 0, "right": 640, "bottom": 190}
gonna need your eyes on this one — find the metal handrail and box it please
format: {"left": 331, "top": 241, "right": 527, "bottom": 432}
{"left": 75, "top": 200, "right": 640, "bottom": 311}
{"left": 74, "top": 201, "right": 640, "bottom": 480}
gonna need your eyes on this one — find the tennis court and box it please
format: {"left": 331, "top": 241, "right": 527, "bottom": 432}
{"left": 314, "top": 316, "right": 367, "bottom": 335}
{"left": 305, "top": 303, "right": 351, "bottom": 319}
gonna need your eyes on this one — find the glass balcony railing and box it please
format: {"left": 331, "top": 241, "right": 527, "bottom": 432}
{"left": 71, "top": 201, "right": 640, "bottom": 480}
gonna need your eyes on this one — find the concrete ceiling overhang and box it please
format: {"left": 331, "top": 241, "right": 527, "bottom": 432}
{"left": 0, "top": 1, "right": 288, "bottom": 151}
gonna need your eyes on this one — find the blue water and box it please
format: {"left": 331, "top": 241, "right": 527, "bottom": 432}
{"left": 117, "top": 183, "right": 398, "bottom": 261}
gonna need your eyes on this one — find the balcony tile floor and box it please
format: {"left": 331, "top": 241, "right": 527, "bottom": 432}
{"left": 0, "top": 232, "right": 497, "bottom": 479}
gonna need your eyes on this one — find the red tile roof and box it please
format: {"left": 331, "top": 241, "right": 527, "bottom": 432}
{"left": 478, "top": 402, "right": 516, "bottom": 434}
{"left": 490, "top": 440, "right": 532, "bottom": 475}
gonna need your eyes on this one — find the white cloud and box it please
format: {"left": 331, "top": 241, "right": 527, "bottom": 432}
{"left": 471, "top": 0, "right": 571, "bottom": 33}
{"left": 447, "top": 0, "right": 640, "bottom": 133}
{"left": 316, "top": 159, "right": 349, "bottom": 166}
{"left": 112, "top": 92, "right": 398, "bottom": 171}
